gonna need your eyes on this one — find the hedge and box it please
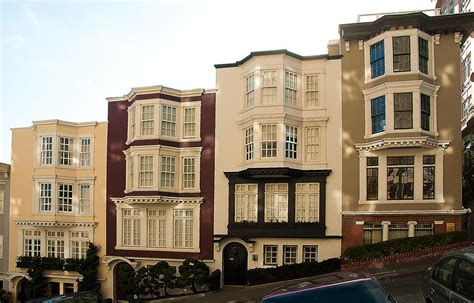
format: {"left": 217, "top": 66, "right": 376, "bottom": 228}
{"left": 344, "top": 231, "right": 469, "bottom": 263}
{"left": 16, "top": 256, "right": 84, "bottom": 271}
{"left": 246, "top": 258, "right": 341, "bottom": 285}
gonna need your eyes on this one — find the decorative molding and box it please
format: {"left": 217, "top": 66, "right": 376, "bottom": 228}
{"left": 15, "top": 221, "right": 96, "bottom": 227}
{"left": 345, "top": 41, "right": 350, "bottom": 52}
{"left": 434, "top": 34, "right": 440, "bottom": 45}
{"left": 224, "top": 168, "right": 331, "bottom": 179}
{"left": 454, "top": 32, "right": 463, "bottom": 44}
{"left": 434, "top": 220, "right": 445, "bottom": 225}
{"left": 354, "top": 137, "right": 450, "bottom": 152}
{"left": 342, "top": 209, "right": 469, "bottom": 215}
{"left": 103, "top": 256, "right": 140, "bottom": 270}
{"left": 32, "top": 119, "right": 103, "bottom": 127}
{"left": 112, "top": 195, "right": 204, "bottom": 205}
{"left": 358, "top": 40, "right": 364, "bottom": 50}
{"left": 106, "top": 85, "right": 206, "bottom": 103}
{"left": 355, "top": 221, "right": 365, "bottom": 225}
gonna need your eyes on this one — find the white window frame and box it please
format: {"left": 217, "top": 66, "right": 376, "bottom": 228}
{"left": 58, "top": 137, "right": 73, "bottom": 166}
{"left": 78, "top": 183, "right": 92, "bottom": 214}
{"left": 79, "top": 138, "right": 92, "bottom": 167}
{"left": 283, "top": 245, "right": 297, "bottom": 265}
{"left": 0, "top": 185, "right": 4, "bottom": 215}
{"left": 305, "top": 127, "right": 320, "bottom": 161}
{"left": 161, "top": 156, "right": 176, "bottom": 188}
{"left": 264, "top": 183, "right": 288, "bottom": 223}
{"left": 161, "top": 105, "right": 177, "bottom": 137}
{"left": 46, "top": 231, "right": 65, "bottom": 258}
{"left": 305, "top": 74, "right": 319, "bottom": 107}
{"left": 148, "top": 209, "right": 166, "bottom": 247}
{"left": 40, "top": 136, "right": 53, "bottom": 165}
{"left": 58, "top": 183, "right": 73, "bottom": 213}
{"left": 39, "top": 183, "right": 53, "bottom": 212}
{"left": 303, "top": 245, "right": 318, "bottom": 262}
{"left": 261, "top": 124, "right": 277, "bottom": 158}
{"left": 173, "top": 209, "right": 193, "bottom": 248}
{"left": 285, "top": 125, "right": 298, "bottom": 159}
{"left": 234, "top": 184, "right": 258, "bottom": 223}
{"left": 245, "top": 127, "right": 254, "bottom": 161}
{"left": 264, "top": 245, "right": 278, "bottom": 266}
{"left": 284, "top": 71, "right": 298, "bottom": 105}
{"left": 262, "top": 70, "right": 277, "bottom": 104}
{"left": 295, "top": 183, "right": 320, "bottom": 223}
{"left": 183, "top": 107, "right": 196, "bottom": 138}
{"left": 245, "top": 74, "right": 255, "bottom": 108}
{"left": 139, "top": 155, "right": 154, "bottom": 188}
{"left": 70, "top": 231, "right": 90, "bottom": 259}
{"left": 182, "top": 157, "right": 195, "bottom": 189}
{"left": 141, "top": 105, "right": 155, "bottom": 136}
{"left": 129, "top": 107, "right": 136, "bottom": 141}
{"left": 122, "top": 209, "right": 141, "bottom": 247}
{"left": 23, "top": 230, "right": 41, "bottom": 257}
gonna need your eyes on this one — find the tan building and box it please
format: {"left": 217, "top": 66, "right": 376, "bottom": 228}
{"left": 339, "top": 12, "right": 474, "bottom": 252}
{"left": 8, "top": 120, "right": 109, "bottom": 301}
{"left": 0, "top": 163, "right": 10, "bottom": 290}
{"left": 213, "top": 49, "right": 343, "bottom": 284}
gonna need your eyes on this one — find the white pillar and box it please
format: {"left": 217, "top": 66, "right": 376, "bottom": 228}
{"left": 381, "top": 221, "right": 391, "bottom": 241}
{"left": 407, "top": 221, "right": 417, "bottom": 237}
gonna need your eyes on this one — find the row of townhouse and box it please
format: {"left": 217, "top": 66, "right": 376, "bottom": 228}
{"left": 5, "top": 11, "right": 473, "bottom": 302}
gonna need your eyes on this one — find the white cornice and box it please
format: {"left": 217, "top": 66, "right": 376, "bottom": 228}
{"left": 32, "top": 119, "right": 100, "bottom": 127}
{"left": 362, "top": 80, "right": 440, "bottom": 99}
{"left": 15, "top": 221, "right": 96, "bottom": 227}
{"left": 112, "top": 195, "right": 204, "bottom": 205}
{"left": 341, "top": 209, "right": 471, "bottom": 215}
{"left": 106, "top": 85, "right": 214, "bottom": 103}
{"left": 355, "top": 137, "right": 450, "bottom": 151}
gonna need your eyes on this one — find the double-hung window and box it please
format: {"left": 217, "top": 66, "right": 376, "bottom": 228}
{"left": 305, "top": 127, "right": 320, "bottom": 161}
{"left": 245, "top": 127, "right": 254, "bottom": 160}
{"left": 70, "top": 231, "right": 89, "bottom": 259}
{"left": 47, "top": 231, "right": 65, "bottom": 258}
{"left": 173, "top": 210, "right": 193, "bottom": 248}
{"left": 262, "top": 71, "right": 277, "bottom": 104}
{"left": 129, "top": 107, "right": 136, "bottom": 139}
{"left": 23, "top": 230, "right": 41, "bottom": 257}
{"left": 58, "top": 183, "right": 73, "bottom": 212}
{"left": 463, "top": 53, "right": 471, "bottom": 86}
{"left": 161, "top": 105, "right": 177, "bottom": 137}
{"left": 141, "top": 105, "right": 154, "bottom": 136}
{"left": 39, "top": 183, "right": 52, "bottom": 212}
{"left": 261, "top": 125, "right": 277, "bottom": 158}
{"left": 139, "top": 156, "right": 153, "bottom": 187}
{"left": 394, "top": 93, "right": 413, "bottom": 129}
{"left": 419, "top": 38, "right": 429, "bottom": 74}
{"left": 285, "top": 125, "right": 297, "bottom": 159}
{"left": 234, "top": 184, "right": 258, "bottom": 223}
{"left": 182, "top": 157, "right": 195, "bottom": 189}
{"left": 371, "top": 96, "right": 386, "bottom": 134}
{"left": 161, "top": 156, "right": 176, "bottom": 188}
{"left": 245, "top": 74, "right": 255, "bottom": 108}
{"left": 421, "top": 94, "right": 431, "bottom": 131}
{"left": 78, "top": 184, "right": 91, "bottom": 214}
{"left": 393, "top": 36, "right": 411, "bottom": 72}
{"left": 129, "top": 157, "right": 134, "bottom": 188}
{"left": 59, "top": 137, "right": 73, "bottom": 165}
{"left": 183, "top": 107, "right": 196, "bottom": 138}
{"left": 285, "top": 71, "right": 297, "bottom": 105}
{"left": 80, "top": 138, "right": 91, "bottom": 167}
{"left": 305, "top": 74, "right": 319, "bottom": 106}
{"left": 295, "top": 183, "right": 319, "bottom": 222}
{"left": 122, "top": 209, "right": 141, "bottom": 246}
{"left": 264, "top": 183, "right": 288, "bottom": 223}
{"left": 370, "top": 40, "right": 385, "bottom": 78}
{"left": 387, "top": 156, "right": 414, "bottom": 200}
{"left": 148, "top": 209, "right": 166, "bottom": 247}
{"left": 423, "top": 155, "right": 435, "bottom": 199}
{"left": 41, "top": 136, "right": 53, "bottom": 165}
{"left": 366, "top": 157, "right": 379, "bottom": 200}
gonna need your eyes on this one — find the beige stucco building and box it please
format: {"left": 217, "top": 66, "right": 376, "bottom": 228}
{"left": 0, "top": 163, "right": 10, "bottom": 291}
{"left": 213, "top": 50, "right": 343, "bottom": 284}
{"left": 339, "top": 12, "right": 473, "bottom": 252}
{"left": 8, "top": 120, "right": 110, "bottom": 301}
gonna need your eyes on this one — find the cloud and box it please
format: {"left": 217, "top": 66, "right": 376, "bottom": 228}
{"left": 4, "top": 34, "right": 25, "bottom": 49}
{"left": 22, "top": 4, "right": 41, "bottom": 35}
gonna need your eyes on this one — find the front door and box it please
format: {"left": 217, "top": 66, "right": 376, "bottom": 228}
{"left": 223, "top": 242, "right": 248, "bottom": 285}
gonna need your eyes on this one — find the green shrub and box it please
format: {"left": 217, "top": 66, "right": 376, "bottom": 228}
{"left": 209, "top": 269, "right": 221, "bottom": 291}
{"left": 246, "top": 258, "right": 341, "bottom": 286}
{"left": 176, "top": 259, "right": 210, "bottom": 293}
{"left": 344, "top": 231, "right": 469, "bottom": 263}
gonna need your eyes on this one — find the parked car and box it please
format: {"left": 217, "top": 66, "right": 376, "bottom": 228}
{"left": 422, "top": 246, "right": 474, "bottom": 303}
{"left": 261, "top": 271, "right": 397, "bottom": 303}
{"left": 26, "top": 291, "right": 101, "bottom": 303}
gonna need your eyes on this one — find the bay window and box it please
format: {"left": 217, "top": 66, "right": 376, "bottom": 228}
{"left": 47, "top": 231, "right": 65, "bottom": 258}
{"left": 78, "top": 184, "right": 91, "bottom": 214}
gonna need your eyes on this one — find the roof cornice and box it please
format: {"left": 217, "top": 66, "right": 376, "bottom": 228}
{"left": 107, "top": 85, "right": 215, "bottom": 103}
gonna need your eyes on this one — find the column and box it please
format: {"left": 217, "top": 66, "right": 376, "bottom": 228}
{"left": 59, "top": 283, "right": 64, "bottom": 295}
{"left": 407, "top": 221, "right": 417, "bottom": 237}
{"left": 381, "top": 221, "right": 391, "bottom": 241}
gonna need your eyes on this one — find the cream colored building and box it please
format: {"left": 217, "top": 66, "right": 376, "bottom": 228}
{"left": 213, "top": 50, "right": 342, "bottom": 285}
{"left": 8, "top": 120, "right": 109, "bottom": 301}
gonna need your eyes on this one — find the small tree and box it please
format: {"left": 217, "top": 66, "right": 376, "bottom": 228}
{"left": 176, "top": 259, "right": 209, "bottom": 293}
{"left": 25, "top": 256, "right": 47, "bottom": 300}
{"left": 151, "top": 261, "right": 176, "bottom": 296}
{"left": 0, "top": 289, "right": 12, "bottom": 303}
{"left": 116, "top": 263, "right": 138, "bottom": 301}
{"left": 78, "top": 243, "right": 101, "bottom": 294}
{"left": 135, "top": 267, "right": 152, "bottom": 300}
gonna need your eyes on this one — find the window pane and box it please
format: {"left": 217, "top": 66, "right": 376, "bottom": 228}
{"left": 419, "top": 38, "right": 429, "bottom": 74}
{"left": 161, "top": 105, "right": 177, "bottom": 137}
{"left": 394, "top": 93, "right": 413, "bottom": 129}
{"left": 364, "top": 223, "right": 382, "bottom": 244}
{"left": 370, "top": 40, "right": 385, "bottom": 78}
{"left": 265, "top": 183, "right": 288, "bottom": 222}
{"left": 387, "top": 167, "right": 414, "bottom": 200}
{"left": 421, "top": 94, "right": 431, "bottom": 131}
{"left": 393, "top": 36, "right": 411, "bottom": 72}
{"left": 371, "top": 96, "right": 386, "bottom": 133}
{"left": 455, "top": 260, "right": 474, "bottom": 299}
{"left": 433, "top": 257, "right": 457, "bottom": 287}
{"left": 367, "top": 168, "right": 378, "bottom": 200}
{"left": 285, "top": 125, "right": 297, "bottom": 159}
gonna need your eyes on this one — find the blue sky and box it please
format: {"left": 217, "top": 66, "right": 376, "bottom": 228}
{"left": 0, "top": 0, "right": 435, "bottom": 163}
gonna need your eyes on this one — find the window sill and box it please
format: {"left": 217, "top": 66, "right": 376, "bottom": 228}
{"left": 359, "top": 199, "right": 445, "bottom": 204}
{"left": 365, "top": 71, "right": 436, "bottom": 85}
{"left": 364, "top": 128, "right": 439, "bottom": 140}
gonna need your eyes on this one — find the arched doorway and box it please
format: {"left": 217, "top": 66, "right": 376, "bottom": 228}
{"left": 16, "top": 278, "right": 27, "bottom": 303}
{"left": 223, "top": 242, "right": 248, "bottom": 285}
{"left": 114, "top": 262, "right": 135, "bottom": 301}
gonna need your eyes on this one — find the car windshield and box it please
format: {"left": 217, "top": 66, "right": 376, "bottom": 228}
{"left": 263, "top": 279, "right": 396, "bottom": 303}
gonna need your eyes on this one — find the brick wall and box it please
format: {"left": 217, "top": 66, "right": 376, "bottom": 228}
{"left": 341, "top": 214, "right": 463, "bottom": 254}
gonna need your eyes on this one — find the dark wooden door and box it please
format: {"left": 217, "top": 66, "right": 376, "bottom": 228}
{"left": 223, "top": 242, "right": 248, "bottom": 285}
